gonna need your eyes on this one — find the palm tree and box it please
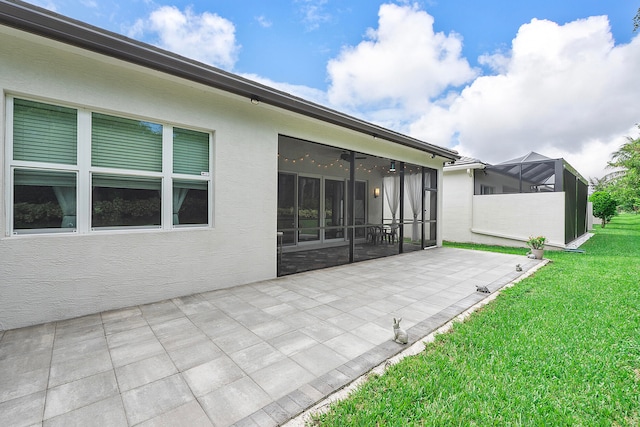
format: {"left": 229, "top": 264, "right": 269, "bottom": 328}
{"left": 588, "top": 172, "right": 624, "bottom": 192}
{"left": 606, "top": 127, "right": 640, "bottom": 212}
{"left": 608, "top": 129, "right": 640, "bottom": 174}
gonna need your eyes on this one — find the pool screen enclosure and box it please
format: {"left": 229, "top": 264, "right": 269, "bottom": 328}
{"left": 474, "top": 152, "right": 588, "bottom": 244}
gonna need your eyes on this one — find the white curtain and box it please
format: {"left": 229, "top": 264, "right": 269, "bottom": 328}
{"left": 53, "top": 186, "right": 76, "bottom": 228}
{"left": 383, "top": 175, "right": 400, "bottom": 223}
{"left": 406, "top": 173, "right": 422, "bottom": 241}
{"left": 173, "top": 188, "right": 189, "bottom": 225}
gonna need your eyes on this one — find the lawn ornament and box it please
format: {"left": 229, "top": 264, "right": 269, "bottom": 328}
{"left": 393, "top": 317, "right": 408, "bottom": 344}
{"left": 476, "top": 285, "right": 490, "bottom": 293}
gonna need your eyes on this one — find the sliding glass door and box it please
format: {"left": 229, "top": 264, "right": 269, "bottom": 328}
{"left": 278, "top": 173, "right": 350, "bottom": 246}
{"left": 324, "top": 179, "right": 345, "bottom": 240}
{"left": 277, "top": 173, "right": 296, "bottom": 245}
{"left": 298, "top": 177, "right": 321, "bottom": 242}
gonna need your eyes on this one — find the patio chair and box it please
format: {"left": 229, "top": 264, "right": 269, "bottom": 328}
{"left": 383, "top": 223, "right": 399, "bottom": 244}
{"left": 367, "top": 225, "right": 383, "bottom": 245}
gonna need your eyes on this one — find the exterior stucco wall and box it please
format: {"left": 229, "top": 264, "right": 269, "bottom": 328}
{"left": 442, "top": 168, "right": 474, "bottom": 243}
{"left": 0, "top": 27, "right": 444, "bottom": 330}
{"left": 587, "top": 201, "right": 595, "bottom": 230}
{"left": 471, "top": 193, "right": 566, "bottom": 248}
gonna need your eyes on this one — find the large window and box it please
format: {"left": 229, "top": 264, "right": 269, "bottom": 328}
{"left": 7, "top": 97, "right": 212, "bottom": 235}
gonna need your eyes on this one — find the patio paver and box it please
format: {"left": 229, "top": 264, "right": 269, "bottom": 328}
{"left": 0, "top": 247, "right": 542, "bottom": 426}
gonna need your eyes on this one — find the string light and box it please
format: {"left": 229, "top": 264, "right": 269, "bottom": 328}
{"left": 277, "top": 152, "right": 413, "bottom": 176}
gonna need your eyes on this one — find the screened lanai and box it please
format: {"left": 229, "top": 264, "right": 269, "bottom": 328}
{"left": 474, "top": 152, "right": 588, "bottom": 244}
{"left": 277, "top": 136, "right": 438, "bottom": 276}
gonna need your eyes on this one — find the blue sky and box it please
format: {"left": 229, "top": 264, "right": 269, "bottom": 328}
{"left": 26, "top": 0, "right": 640, "bottom": 179}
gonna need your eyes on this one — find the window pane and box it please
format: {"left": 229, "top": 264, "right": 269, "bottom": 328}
{"left": 14, "top": 169, "right": 77, "bottom": 232}
{"left": 173, "top": 180, "right": 208, "bottom": 225}
{"left": 298, "top": 177, "right": 320, "bottom": 242}
{"left": 277, "top": 173, "right": 296, "bottom": 245}
{"left": 92, "top": 113, "right": 162, "bottom": 172}
{"left": 173, "top": 128, "right": 209, "bottom": 175}
{"left": 13, "top": 99, "right": 77, "bottom": 164}
{"left": 424, "top": 168, "right": 437, "bottom": 190}
{"left": 354, "top": 181, "right": 366, "bottom": 238}
{"left": 325, "top": 179, "right": 344, "bottom": 239}
{"left": 92, "top": 174, "right": 161, "bottom": 228}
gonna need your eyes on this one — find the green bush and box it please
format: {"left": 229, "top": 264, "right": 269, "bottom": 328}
{"left": 589, "top": 191, "right": 617, "bottom": 227}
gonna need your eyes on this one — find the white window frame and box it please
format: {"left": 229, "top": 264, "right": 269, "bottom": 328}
{"left": 5, "top": 95, "right": 213, "bottom": 236}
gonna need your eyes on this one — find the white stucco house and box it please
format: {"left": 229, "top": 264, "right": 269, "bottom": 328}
{"left": 443, "top": 152, "right": 589, "bottom": 249}
{"left": 0, "top": 1, "right": 459, "bottom": 330}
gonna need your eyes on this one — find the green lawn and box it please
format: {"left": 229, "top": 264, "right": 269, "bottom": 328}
{"left": 313, "top": 214, "right": 640, "bottom": 426}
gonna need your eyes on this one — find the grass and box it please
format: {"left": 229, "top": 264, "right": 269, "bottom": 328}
{"left": 313, "top": 214, "right": 640, "bottom": 426}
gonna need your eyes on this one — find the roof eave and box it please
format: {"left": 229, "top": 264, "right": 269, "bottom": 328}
{"left": 0, "top": 0, "right": 460, "bottom": 161}
{"left": 444, "top": 162, "right": 486, "bottom": 172}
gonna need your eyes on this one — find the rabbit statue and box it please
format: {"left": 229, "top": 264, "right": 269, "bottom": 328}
{"left": 393, "top": 317, "right": 408, "bottom": 344}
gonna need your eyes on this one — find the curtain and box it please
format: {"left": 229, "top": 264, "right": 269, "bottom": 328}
{"left": 406, "top": 173, "right": 422, "bottom": 241}
{"left": 173, "top": 188, "right": 189, "bottom": 225}
{"left": 383, "top": 175, "right": 400, "bottom": 223}
{"left": 53, "top": 186, "right": 77, "bottom": 228}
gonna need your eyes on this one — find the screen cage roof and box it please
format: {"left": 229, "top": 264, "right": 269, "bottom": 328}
{"left": 475, "top": 152, "right": 586, "bottom": 195}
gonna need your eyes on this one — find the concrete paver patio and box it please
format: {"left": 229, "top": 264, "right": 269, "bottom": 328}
{"left": 0, "top": 247, "right": 542, "bottom": 427}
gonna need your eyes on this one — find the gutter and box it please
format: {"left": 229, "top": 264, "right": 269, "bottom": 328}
{"left": 443, "top": 162, "right": 485, "bottom": 172}
{"left": 0, "top": 0, "right": 460, "bottom": 161}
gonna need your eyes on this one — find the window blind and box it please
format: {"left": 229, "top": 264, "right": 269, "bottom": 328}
{"left": 173, "top": 127, "right": 209, "bottom": 175}
{"left": 14, "top": 169, "right": 76, "bottom": 187}
{"left": 13, "top": 99, "right": 77, "bottom": 165}
{"left": 92, "top": 113, "right": 162, "bottom": 172}
{"left": 173, "top": 179, "right": 208, "bottom": 190}
{"left": 92, "top": 174, "right": 161, "bottom": 190}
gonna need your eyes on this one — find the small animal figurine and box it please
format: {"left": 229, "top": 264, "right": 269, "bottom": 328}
{"left": 393, "top": 317, "right": 408, "bottom": 344}
{"left": 476, "top": 285, "right": 490, "bottom": 293}
{"left": 516, "top": 264, "right": 522, "bottom": 272}
{"left": 527, "top": 253, "right": 536, "bottom": 259}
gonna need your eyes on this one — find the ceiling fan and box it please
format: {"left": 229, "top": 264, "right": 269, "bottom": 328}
{"left": 340, "top": 152, "right": 366, "bottom": 161}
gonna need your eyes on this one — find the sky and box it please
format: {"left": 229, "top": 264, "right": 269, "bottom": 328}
{"left": 26, "top": 0, "right": 640, "bottom": 180}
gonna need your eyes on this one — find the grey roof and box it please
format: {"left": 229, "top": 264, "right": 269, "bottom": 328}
{"left": 446, "top": 156, "right": 485, "bottom": 166}
{"left": 0, "top": 0, "right": 459, "bottom": 161}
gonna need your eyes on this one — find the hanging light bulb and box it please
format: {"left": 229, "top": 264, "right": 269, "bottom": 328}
{"left": 389, "top": 160, "right": 396, "bottom": 172}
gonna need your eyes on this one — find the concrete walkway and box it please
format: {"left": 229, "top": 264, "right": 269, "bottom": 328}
{"left": 0, "top": 247, "right": 541, "bottom": 427}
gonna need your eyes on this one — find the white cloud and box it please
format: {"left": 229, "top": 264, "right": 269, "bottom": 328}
{"left": 129, "top": 6, "right": 240, "bottom": 70}
{"left": 255, "top": 15, "right": 272, "bottom": 28}
{"left": 28, "top": 0, "right": 58, "bottom": 12}
{"left": 80, "top": 0, "right": 98, "bottom": 8}
{"left": 239, "top": 73, "right": 329, "bottom": 107}
{"left": 326, "top": 3, "right": 477, "bottom": 117}
{"left": 408, "top": 16, "right": 640, "bottom": 179}
{"left": 296, "top": 0, "right": 331, "bottom": 31}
